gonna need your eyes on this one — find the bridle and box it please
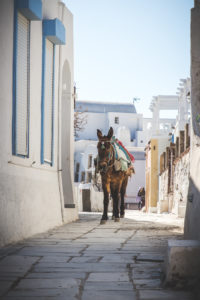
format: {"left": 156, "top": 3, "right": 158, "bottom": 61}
{"left": 98, "top": 141, "right": 115, "bottom": 173}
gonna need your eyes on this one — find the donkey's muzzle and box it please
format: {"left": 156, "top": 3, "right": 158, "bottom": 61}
{"left": 99, "top": 162, "right": 107, "bottom": 172}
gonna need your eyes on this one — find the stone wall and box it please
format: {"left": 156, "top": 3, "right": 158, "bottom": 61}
{"left": 159, "top": 151, "right": 189, "bottom": 217}
{"left": 172, "top": 152, "right": 190, "bottom": 217}
{"left": 158, "top": 122, "right": 190, "bottom": 217}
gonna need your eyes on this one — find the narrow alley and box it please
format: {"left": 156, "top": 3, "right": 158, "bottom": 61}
{"left": 0, "top": 211, "right": 195, "bottom": 300}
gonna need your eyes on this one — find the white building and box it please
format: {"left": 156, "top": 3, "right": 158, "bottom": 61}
{"left": 75, "top": 101, "right": 144, "bottom": 145}
{"left": 74, "top": 101, "right": 146, "bottom": 207}
{"left": 149, "top": 95, "right": 178, "bottom": 138}
{"left": 174, "top": 78, "right": 191, "bottom": 138}
{"left": 0, "top": 0, "right": 77, "bottom": 247}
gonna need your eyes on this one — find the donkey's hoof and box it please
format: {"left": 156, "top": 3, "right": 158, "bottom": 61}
{"left": 100, "top": 219, "right": 107, "bottom": 225}
{"left": 120, "top": 214, "right": 125, "bottom": 218}
{"left": 114, "top": 218, "right": 120, "bottom": 222}
{"left": 112, "top": 216, "right": 115, "bottom": 220}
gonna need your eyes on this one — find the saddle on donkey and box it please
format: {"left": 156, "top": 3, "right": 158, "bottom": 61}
{"left": 94, "top": 136, "right": 135, "bottom": 174}
{"left": 111, "top": 136, "right": 135, "bottom": 172}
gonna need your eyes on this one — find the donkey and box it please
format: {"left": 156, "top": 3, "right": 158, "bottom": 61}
{"left": 96, "top": 127, "right": 134, "bottom": 224}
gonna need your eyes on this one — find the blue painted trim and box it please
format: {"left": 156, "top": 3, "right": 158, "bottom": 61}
{"left": 27, "top": 22, "right": 31, "bottom": 158}
{"left": 16, "top": 0, "right": 42, "bottom": 20}
{"left": 43, "top": 18, "right": 66, "bottom": 45}
{"left": 41, "top": 36, "right": 46, "bottom": 164}
{"left": 41, "top": 38, "right": 55, "bottom": 166}
{"left": 51, "top": 44, "right": 56, "bottom": 166}
{"left": 12, "top": 2, "right": 18, "bottom": 155}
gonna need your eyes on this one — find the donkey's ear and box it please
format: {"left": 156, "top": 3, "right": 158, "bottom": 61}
{"left": 107, "top": 127, "right": 113, "bottom": 139}
{"left": 97, "top": 129, "right": 103, "bottom": 139}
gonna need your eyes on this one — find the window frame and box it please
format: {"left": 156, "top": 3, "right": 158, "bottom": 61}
{"left": 81, "top": 171, "right": 85, "bottom": 182}
{"left": 74, "top": 162, "right": 80, "bottom": 182}
{"left": 88, "top": 154, "right": 93, "bottom": 168}
{"left": 41, "top": 36, "right": 55, "bottom": 166}
{"left": 114, "top": 116, "right": 119, "bottom": 124}
{"left": 12, "top": 8, "right": 31, "bottom": 158}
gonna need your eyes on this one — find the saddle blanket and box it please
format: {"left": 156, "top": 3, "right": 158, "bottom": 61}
{"left": 111, "top": 137, "right": 135, "bottom": 171}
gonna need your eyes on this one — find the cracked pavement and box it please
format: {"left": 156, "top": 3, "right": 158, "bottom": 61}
{"left": 0, "top": 211, "right": 196, "bottom": 300}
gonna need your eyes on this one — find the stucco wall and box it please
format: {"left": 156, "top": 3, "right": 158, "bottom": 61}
{"left": 108, "top": 112, "right": 143, "bottom": 141}
{"left": 76, "top": 111, "right": 143, "bottom": 144}
{"left": 150, "top": 139, "right": 158, "bottom": 211}
{"left": 0, "top": 0, "right": 76, "bottom": 247}
{"left": 76, "top": 112, "right": 107, "bottom": 140}
{"left": 59, "top": 2, "right": 76, "bottom": 212}
{"left": 125, "top": 160, "right": 145, "bottom": 203}
{"left": 90, "top": 187, "right": 112, "bottom": 213}
{"left": 74, "top": 140, "right": 97, "bottom": 182}
{"left": 75, "top": 184, "right": 112, "bottom": 213}
{"left": 159, "top": 169, "right": 169, "bottom": 213}
{"left": 0, "top": 166, "right": 62, "bottom": 246}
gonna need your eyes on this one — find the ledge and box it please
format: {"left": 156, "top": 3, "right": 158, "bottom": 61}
{"left": 16, "top": 0, "right": 42, "bottom": 20}
{"left": 43, "top": 19, "right": 66, "bottom": 45}
{"left": 164, "top": 239, "right": 200, "bottom": 285}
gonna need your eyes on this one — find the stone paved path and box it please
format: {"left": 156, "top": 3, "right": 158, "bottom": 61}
{"left": 0, "top": 211, "right": 196, "bottom": 300}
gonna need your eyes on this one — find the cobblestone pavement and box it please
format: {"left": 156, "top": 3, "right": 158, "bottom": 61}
{"left": 0, "top": 211, "right": 196, "bottom": 300}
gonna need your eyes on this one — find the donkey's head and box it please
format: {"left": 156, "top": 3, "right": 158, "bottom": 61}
{"left": 97, "top": 127, "right": 114, "bottom": 172}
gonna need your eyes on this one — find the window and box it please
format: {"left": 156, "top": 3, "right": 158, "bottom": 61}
{"left": 12, "top": 12, "right": 30, "bottom": 157}
{"left": 41, "top": 38, "right": 55, "bottom": 165}
{"left": 76, "top": 162, "right": 80, "bottom": 173}
{"left": 88, "top": 155, "right": 93, "bottom": 168}
{"left": 114, "top": 116, "right": 119, "bottom": 124}
{"left": 41, "top": 18, "right": 66, "bottom": 166}
{"left": 74, "top": 163, "right": 80, "bottom": 182}
{"left": 87, "top": 172, "right": 92, "bottom": 183}
{"left": 81, "top": 171, "right": 85, "bottom": 182}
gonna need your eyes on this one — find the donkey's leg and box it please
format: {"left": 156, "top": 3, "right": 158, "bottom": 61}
{"left": 120, "top": 190, "right": 125, "bottom": 218}
{"left": 120, "top": 176, "right": 128, "bottom": 218}
{"left": 111, "top": 185, "right": 120, "bottom": 222}
{"left": 110, "top": 188, "right": 115, "bottom": 220}
{"left": 100, "top": 187, "right": 110, "bottom": 224}
{"left": 114, "top": 190, "right": 120, "bottom": 222}
{"left": 110, "top": 196, "right": 115, "bottom": 220}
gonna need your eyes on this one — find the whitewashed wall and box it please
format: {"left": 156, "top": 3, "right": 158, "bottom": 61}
{"left": 76, "top": 112, "right": 107, "bottom": 140}
{"left": 74, "top": 140, "right": 97, "bottom": 182}
{"left": 125, "top": 160, "right": 145, "bottom": 203}
{"left": 75, "top": 184, "right": 112, "bottom": 213}
{"left": 76, "top": 110, "right": 143, "bottom": 144}
{"left": 108, "top": 112, "right": 143, "bottom": 141}
{"left": 0, "top": 0, "right": 77, "bottom": 247}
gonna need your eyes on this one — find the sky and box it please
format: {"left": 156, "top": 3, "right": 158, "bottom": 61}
{"left": 64, "top": 0, "right": 193, "bottom": 117}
